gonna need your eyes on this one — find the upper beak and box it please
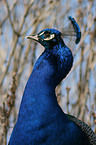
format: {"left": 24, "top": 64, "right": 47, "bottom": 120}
{"left": 25, "top": 34, "right": 39, "bottom": 42}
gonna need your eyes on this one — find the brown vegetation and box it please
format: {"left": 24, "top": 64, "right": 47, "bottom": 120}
{"left": 0, "top": 0, "right": 96, "bottom": 144}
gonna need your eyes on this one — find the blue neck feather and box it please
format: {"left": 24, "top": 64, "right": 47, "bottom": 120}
{"left": 18, "top": 40, "right": 73, "bottom": 124}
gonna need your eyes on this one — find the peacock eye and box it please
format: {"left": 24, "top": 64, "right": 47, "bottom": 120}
{"left": 44, "top": 32, "right": 50, "bottom": 37}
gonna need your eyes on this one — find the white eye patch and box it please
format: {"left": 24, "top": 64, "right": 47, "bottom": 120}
{"left": 43, "top": 34, "right": 55, "bottom": 41}
{"left": 39, "top": 31, "right": 45, "bottom": 36}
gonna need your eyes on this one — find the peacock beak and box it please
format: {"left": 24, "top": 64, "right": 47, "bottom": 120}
{"left": 25, "top": 34, "right": 39, "bottom": 42}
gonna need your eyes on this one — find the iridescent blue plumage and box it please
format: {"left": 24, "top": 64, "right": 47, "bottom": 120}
{"left": 9, "top": 17, "right": 96, "bottom": 145}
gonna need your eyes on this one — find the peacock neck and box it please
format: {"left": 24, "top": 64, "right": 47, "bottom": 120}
{"left": 17, "top": 43, "right": 73, "bottom": 123}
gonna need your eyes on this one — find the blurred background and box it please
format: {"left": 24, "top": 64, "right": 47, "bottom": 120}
{"left": 0, "top": 0, "right": 96, "bottom": 144}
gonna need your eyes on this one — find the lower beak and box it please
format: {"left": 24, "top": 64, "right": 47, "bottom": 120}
{"left": 25, "top": 34, "right": 39, "bottom": 41}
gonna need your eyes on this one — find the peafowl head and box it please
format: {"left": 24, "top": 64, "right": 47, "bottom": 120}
{"left": 26, "top": 28, "right": 64, "bottom": 49}
{"left": 26, "top": 16, "right": 81, "bottom": 49}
